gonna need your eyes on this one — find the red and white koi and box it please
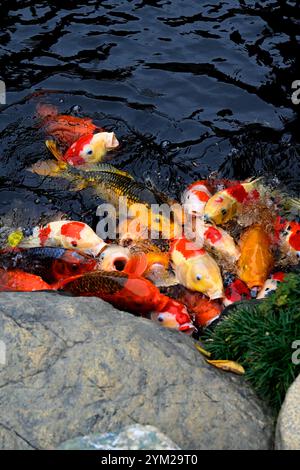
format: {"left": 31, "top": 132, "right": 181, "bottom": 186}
{"left": 204, "top": 179, "right": 261, "bottom": 225}
{"left": 202, "top": 224, "right": 240, "bottom": 261}
{"left": 181, "top": 180, "right": 212, "bottom": 216}
{"left": 256, "top": 272, "right": 286, "bottom": 299}
{"left": 15, "top": 221, "right": 107, "bottom": 256}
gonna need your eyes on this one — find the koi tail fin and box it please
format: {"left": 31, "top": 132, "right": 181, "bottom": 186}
{"left": 36, "top": 103, "right": 58, "bottom": 119}
{"left": 7, "top": 230, "right": 24, "bottom": 247}
{"left": 27, "top": 159, "right": 67, "bottom": 177}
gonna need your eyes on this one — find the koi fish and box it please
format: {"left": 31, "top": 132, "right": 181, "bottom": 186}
{"left": 151, "top": 298, "right": 195, "bottom": 334}
{"left": 0, "top": 269, "right": 51, "bottom": 291}
{"left": 127, "top": 240, "right": 175, "bottom": 286}
{"left": 223, "top": 274, "right": 251, "bottom": 306}
{"left": 204, "top": 179, "right": 261, "bottom": 225}
{"left": 97, "top": 245, "right": 132, "bottom": 272}
{"left": 278, "top": 219, "right": 300, "bottom": 258}
{"left": 170, "top": 237, "right": 224, "bottom": 299}
{"left": 0, "top": 247, "right": 97, "bottom": 284}
{"left": 10, "top": 221, "right": 107, "bottom": 256}
{"left": 57, "top": 270, "right": 195, "bottom": 333}
{"left": 237, "top": 224, "right": 274, "bottom": 291}
{"left": 202, "top": 224, "right": 240, "bottom": 261}
{"left": 36, "top": 104, "right": 119, "bottom": 166}
{"left": 29, "top": 163, "right": 181, "bottom": 239}
{"left": 256, "top": 272, "right": 285, "bottom": 299}
{"left": 181, "top": 180, "right": 212, "bottom": 216}
{"left": 37, "top": 103, "right": 101, "bottom": 149}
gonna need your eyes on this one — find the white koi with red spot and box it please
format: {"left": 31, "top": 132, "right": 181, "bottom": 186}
{"left": 202, "top": 224, "right": 240, "bottom": 261}
{"left": 181, "top": 180, "right": 212, "bottom": 216}
{"left": 18, "top": 221, "right": 106, "bottom": 256}
{"left": 256, "top": 272, "right": 285, "bottom": 299}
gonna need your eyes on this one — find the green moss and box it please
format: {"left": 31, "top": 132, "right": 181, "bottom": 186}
{"left": 204, "top": 273, "right": 300, "bottom": 412}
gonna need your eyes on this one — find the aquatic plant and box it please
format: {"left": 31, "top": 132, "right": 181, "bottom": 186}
{"left": 204, "top": 273, "right": 300, "bottom": 412}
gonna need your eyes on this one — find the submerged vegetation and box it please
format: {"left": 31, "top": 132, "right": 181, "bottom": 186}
{"left": 204, "top": 273, "right": 300, "bottom": 412}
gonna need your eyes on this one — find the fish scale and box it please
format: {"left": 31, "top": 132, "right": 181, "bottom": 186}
{"left": 69, "top": 167, "right": 167, "bottom": 208}
{"left": 60, "top": 270, "right": 128, "bottom": 295}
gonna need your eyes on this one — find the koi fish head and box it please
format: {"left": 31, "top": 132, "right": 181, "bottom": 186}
{"left": 203, "top": 225, "right": 240, "bottom": 261}
{"left": 281, "top": 220, "right": 300, "bottom": 255}
{"left": 181, "top": 255, "right": 224, "bottom": 299}
{"left": 204, "top": 190, "right": 238, "bottom": 225}
{"left": 256, "top": 272, "right": 285, "bottom": 299}
{"left": 51, "top": 250, "right": 97, "bottom": 281}
{"left": 151, "top": 299, "right": 195, "bottom": 334}
{"left": 181, "top": 181, "right": 212, "bottom": 216}
{"left": 97, "top": 245, "right": 131, "bottom": 272}
{"left": 63, "top": 132, "right": 119, "bottom": 165}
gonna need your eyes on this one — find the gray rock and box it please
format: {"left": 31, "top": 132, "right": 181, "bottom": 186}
{"left": 276, "top": 374, "right": 300, "bottom": 450}
{"left": 57, "top": 424, "right": 180, "bottom": 450}
{"left": 0, "top": 292, "right": 274, "bottom": 450}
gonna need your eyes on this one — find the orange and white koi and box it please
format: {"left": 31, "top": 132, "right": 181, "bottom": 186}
{"left": 237, "top": 224, "right": 274, "bottom": 292}
{"left": 170, "top": 237, "right": 224, "bottom": 299}
{"left": 13, "top": 221, "right": 106, "bottom": 256}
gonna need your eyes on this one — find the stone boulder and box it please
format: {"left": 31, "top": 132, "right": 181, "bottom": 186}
{"left": 57, "top": 424, "right": 180, "bottom": 450}
{"left": 276, "top": 373, "right": 300, "bottom": 449}
{"left": 0, "top": 292, "right": 274, "bottom": 449}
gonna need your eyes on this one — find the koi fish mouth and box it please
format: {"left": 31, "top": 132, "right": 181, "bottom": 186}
{"left": 113, "top": 257, "right": 128, "bottom": 271}
{"left": 178, "top": 322, "right": 196, "bottom": 335}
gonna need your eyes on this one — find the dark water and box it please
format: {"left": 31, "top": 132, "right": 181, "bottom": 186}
{"left": 0, "top": 0, "right": 299, "bottom": 235}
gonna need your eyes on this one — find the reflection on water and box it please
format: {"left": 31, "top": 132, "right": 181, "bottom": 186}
{"left": 0, "top": 0, "right": 299, "bottom": 237}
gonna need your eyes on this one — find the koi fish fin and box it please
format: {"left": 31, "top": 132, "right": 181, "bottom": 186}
{"left": 149, "top": 271, "right": 179, "bottom": 287}
{"left": 36, "top": 103, "right": 58, "bottom": 119}
{"left": 28, "top": 159, "right": 67, "bottom": 177}
{"left": 205, "top": 359, "right": 245, "bottom": 375}
{"left": 53, "top": 274, "right": 83, "bottom": 290}
{"left": 124, "top": 253, "right": 148, "bottom": 276}
{"left": 68, "top": 179, "right": 90, "bottom": 192}
{"left": 45, "top": 139, "right": 64, "bottom": 161}
{"left": 78, "top": 163, "right": 134, "bottom": 180}
{"left": 7, "top": 230, "right": 24, "bottom": 247}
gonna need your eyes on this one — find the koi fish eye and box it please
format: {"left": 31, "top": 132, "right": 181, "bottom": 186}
{"left": 157, "top": 314, "right": 164, "bottom": 322}
{"left": 71, "top": 263, "right": 79, "bottom": 272}
{"left": 84, "top": 146, "right": 93, "bottom": 156}
{"left": 196, "top": 274, "right": 202, "bottom": 281}
{"left": 221, "top": 208, "right": 227, "bottom": 216}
